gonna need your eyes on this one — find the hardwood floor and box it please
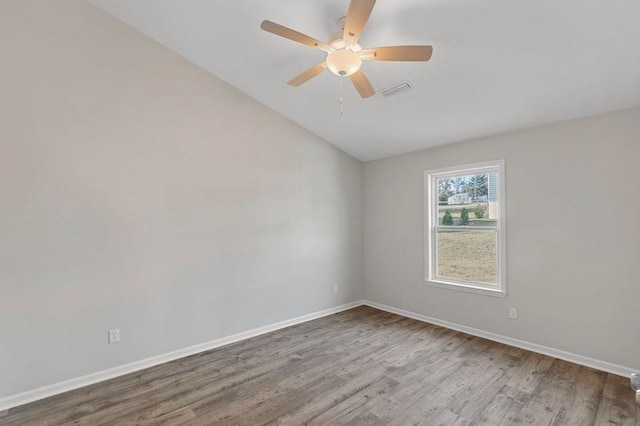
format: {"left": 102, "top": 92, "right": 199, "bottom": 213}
{"left": 3, "top": 306, "right": 638, "bottom": 425}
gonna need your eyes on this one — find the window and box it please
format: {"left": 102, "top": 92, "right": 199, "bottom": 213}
{"left": 424, "top": 160, "right": 506, "bottom": 297}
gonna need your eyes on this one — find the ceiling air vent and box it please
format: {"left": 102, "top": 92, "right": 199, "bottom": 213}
{"left": 380, "top": 80, "right": 413, "bottom": 97}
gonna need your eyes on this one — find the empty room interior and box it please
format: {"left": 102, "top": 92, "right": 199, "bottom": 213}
{"left": 1, "top": 0, "right": 639, "bottom": 424}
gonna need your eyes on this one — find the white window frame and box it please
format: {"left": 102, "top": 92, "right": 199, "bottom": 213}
{"left": 424, "top": 160, "right": 507, "bottom": 297}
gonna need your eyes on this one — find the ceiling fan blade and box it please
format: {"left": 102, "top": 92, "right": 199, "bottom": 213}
{"left": 361, "top": 45, "right": 433, "bottom": 61}
{"left": 260, "top": 20, "right": 333, "bottom": 53}
{"left": 287, "top": 63, "right": 327, "bottom": 86}
{"left": 349, "top": 69, "right": 375, "bottom": 98}
{"left": 343, "top": 0, "right": 376, "bottom": 46}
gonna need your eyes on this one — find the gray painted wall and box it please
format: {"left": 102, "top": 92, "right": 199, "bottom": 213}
{"left": 0, "top": 0, "right": 362, "bottom": 398}
{"left": 363, "top": 107, "right": 640, "bottom": 370}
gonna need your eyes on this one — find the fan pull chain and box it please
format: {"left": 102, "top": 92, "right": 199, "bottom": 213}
{"left": 339, "top": 77, "right": 345, "bottom": 115}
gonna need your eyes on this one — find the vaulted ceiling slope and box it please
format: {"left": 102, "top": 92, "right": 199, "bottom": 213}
{"left": 88, "top": 0, "right": 640, "bottom": 161}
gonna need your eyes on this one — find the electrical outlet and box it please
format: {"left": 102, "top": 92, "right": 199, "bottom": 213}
{"left": 509, "top": 308, "right": 518, "bottom": 319}
{"left": 333, "top": 284, "right": 339, "bottom": 293}
{"left": 108, "top": 328, "right": 120, "bottom": 344}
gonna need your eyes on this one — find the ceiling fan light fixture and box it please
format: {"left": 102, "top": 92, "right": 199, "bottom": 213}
{"left": 326, "top": 49, "right": 362, "bottom": 77}
{"left": 260, "top": 0, "right": 433, "bottom": 98}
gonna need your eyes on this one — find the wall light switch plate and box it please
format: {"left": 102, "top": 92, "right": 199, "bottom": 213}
{"left": 509, "top": 308, "right": 518, "bottom": 319}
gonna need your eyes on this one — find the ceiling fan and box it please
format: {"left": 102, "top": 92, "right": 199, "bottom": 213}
{"left": 260, "top": 0, "right": 433, "bottom": 99}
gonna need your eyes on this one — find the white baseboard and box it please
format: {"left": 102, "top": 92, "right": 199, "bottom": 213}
{"left": 3, "top": 299, "right": 634, "bottom": 412}
{"left": 0, "top": 300, "right": 364, "bottom": 412}
{"left": 363, "top": 300, "right": 636, "bottom": 378}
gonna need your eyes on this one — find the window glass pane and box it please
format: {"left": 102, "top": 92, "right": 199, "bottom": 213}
{"left": 436, "top": 230, "right": 497, "bottom": 285}
{"left": 437, "top": 173, "right": 498, "bottom": 227}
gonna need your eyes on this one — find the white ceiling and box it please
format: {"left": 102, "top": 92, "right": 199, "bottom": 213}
{"left": 88, "top": 0, "right": 640, "bottom": 161}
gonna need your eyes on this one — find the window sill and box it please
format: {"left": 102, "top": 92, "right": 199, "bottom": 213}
{"left": 425, "top": 279, "right": 506, "bottom": 298}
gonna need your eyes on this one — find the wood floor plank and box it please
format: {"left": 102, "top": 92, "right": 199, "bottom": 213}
{"left": 268, "top": 363, "right": 391, "bottom": 425}
{"left": 551, "top": 366, "right": 606, "bottom": 426}
{"left": 113, "top": 406, "right": 197, "bottom": 426}
{"left": 306, "top": 376, "right": 401, "bottom": 425}
{"left": 471, "top": 386, "right": 526, "bottom": 425}
{"left": 195, "top": 373, "right": 346, "bottom": 425}
{"left": 593, "top": 373, "right": 639, "bottom": 426}
{"left": 430, "top": 409, "right": 471, "bottom": 426}
{"left": 186, "top": 356, "right": 335, "bottom": 422}
{"left": 447, "top": 354, "right": 511, "bottom": 419}
{"left": 508, "top": 359, "right": 582, "bottom": 425}
{"left": 387, "top": 340, "right": 514, "bottom": 424}
{"left": 3, "top": 306, "right": 638, "bottom": 425}
{"left": 505, "top": 351, "right": 555, "bottom": 397}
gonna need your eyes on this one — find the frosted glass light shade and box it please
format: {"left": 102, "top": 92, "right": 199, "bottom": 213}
{"left": 326, "top": 49, "right": 362, "bottom": 77}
